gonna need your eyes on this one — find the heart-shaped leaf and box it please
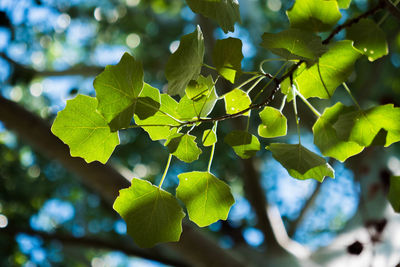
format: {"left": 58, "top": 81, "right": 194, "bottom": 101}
{"left": 177, "top": 171, "right": 234, "bottom": 227}
{"left": 113, "top": 178, "right": 185, "bottom": 248}
{"left": 51, "top": 95, "right": 119, "bottom": 164}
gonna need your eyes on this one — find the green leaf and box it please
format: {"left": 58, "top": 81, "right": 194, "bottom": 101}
{"left": 346, "top": 18, "right": 388, "bottom": 62}
{"left": 224, "top": 88, "right": 251, "bottom": 116}
{"left": 165, "top": 133, "right": 202, "bottom": 163}
{"left": 177, "top": 171, "right": 235, "bottom": 227}
{"left": 113, "top": 178, "right": 185, "bottom": 248}
{"left": 388, "top": 176, "right": 400, "bottom": 213}
{"left": 212, "top": 38, "right": 243, "bottom": 83}
{"left": 267, "top": 143, "right": 334, "bottom": 182}
{"left": 258, "top": 107, "right": 287, "bottom": 138}
{"left": 177, "top": 76, "right": 218, "bottom": 120}
{"left": 185, "top": 75, "right": 214, "bottom": 100}
{"left": 185, "top": 0, "right": 241, "bottom": 33}
{"left": 337, "top": 0, "right": 351, "bottom": 9}
{"left": 202, "top": 129, "right": 217, "bottom": 147}
{"left": 94, "top": 52, "right": 143, "bottom": 131}
{"left": 51, "top": 95, "right": 119, "bottom": 164}
{"left": 293, "top": 40, "right": 361, "bottom": 99}
{"left": 224, "top": 131, "right": 260, "bottom": 159}
{"left": 165, "top": 26, "right": 205, "bottom": 96}
{"left": 287, "top": 0, "right": 341, "bottom": 32}
{"left": 261, "top": 29, "right": 326, "bottom": 62}
{"left": 134, "top": 91, "right": 180, "bottom": 141}
{"left": 333, "top": 104, "right": 400, "bottom": 147}
{"left": 313, "top": 102, "right": 364, "bottom": 162}
{"left": 135, "top": 83, "right": 161, "bottom": 120}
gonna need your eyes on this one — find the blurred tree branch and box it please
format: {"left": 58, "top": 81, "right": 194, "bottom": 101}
{"left": 0, "top": 52, "right": 103, "bottom": 79}
{"left": 2, "top": 227, "right": 190, "bottom": 267}
{"left": 288, "top": 183, "right": 322, "bottom": 237}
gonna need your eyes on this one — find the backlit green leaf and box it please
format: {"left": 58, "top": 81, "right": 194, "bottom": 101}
{"left": 224, "top": 88, "right": 251, "bottom": 116}
{"left": 113, "top": 178, "right": 185, "bottom": 248}
{"left": 346, "top": 18, "right": 388, "bottom": 62}
{"left": 185, "top": 75, "right": 214, "bottom": 100}
{"left": 224, "top": 131, "right": 260, "bottom": 159}
{"left": 388, "top": 176, "right": 400, "bottom": 213}
{"left": 134, "top": 90, "right": 180, "bottom": 141}
{"left": 94, "top": 53, "right": 143, "bottom": 131}
{"left": 267, "top": 143, "right": 334, "bottom": 182}
{"left": 333, "top": 104, "right": 400, "bottom": 147}
{"left": 51, "top": 95, "right": 119, "bottom": 164}
{"left": 177, "top": 76, "right": 218, "bottom": 120}
{"left": 313, "top": 102, "right": 364, "bottom": 162}
{"left": 185, "top": 0, "right": 241, "bottom": 33}
{"left": 202, "top": 129, "right": 217, "bottom": 147}
{"left": 337, "top": 0, "right": 351, "bottom": 9}
{"left": 165, "top": 133, "right": 202, "bottom": 163}
{"left": 165, "top": 26, "right": 205, "bottom": 96}
{"left": 261, "top": 29, "right": 326, "bottom": 62}
{"left": 258, "top": 107, "right": 287, "bottom": 138}
{"left": 294, "top": 40, "right": 361, "bottom": 99}
{"left": 135, "top": 83, "right": 161, "bottom": 120}
{"left": 212, "top": 38, "right": 243, "bottom": 83}
{"left": 177, "top": 171, "right": 234, "bottom": 227}
{"left": 287, "top": 0, "right": 341, "bottom": 32}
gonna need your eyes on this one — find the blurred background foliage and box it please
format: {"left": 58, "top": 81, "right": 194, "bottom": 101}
{"left": 0, "top": 0, "right": 399, "bottom": 266}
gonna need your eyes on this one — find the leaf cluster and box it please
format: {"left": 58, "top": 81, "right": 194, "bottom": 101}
{"left": 51, "top": 0, "right": 400, "bottom": 247}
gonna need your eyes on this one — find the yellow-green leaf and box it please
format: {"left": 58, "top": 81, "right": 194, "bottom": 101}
{"left": 165, "top": 26, "right": 204, "bottom": 96}
{"left": 258, "top": 107, "right": 287, "bottom": 138}
{"left": 294, "top": 40, "right": 361, "bottom": 99}
{"left": 212, "top": 38, "right": 243, "bottom": 83}
{"left": 165, "top": 133, "right": 202, "bottom": 163}
{"left": 51, "top": 95, "right": 119, "bottom": 164}
{"left": 113, "top": 178, "right": 185, "bottom": 248}
{"left": 224, "top": 131, "right": 260, "bottom": 159}
{"left": 267, "top": 143, "right": 334, "bottom": 182}
{"left": 185, "top": 0, "right": 241, "bottom": 33}
{"left": 224, "top": 88, "right": 251, "bottom": 116}
{"left": 177, "top": 171, "right": 234, "bottom": 227}
{"left": 287, "top": 0, "right": 341, "bottom": 32}
{"left": 313, "top": 102, "right": 364, "bottom": 162}
{"left": 346, "top": 18, "right": 388, "bottom": 62}
{"left": 94, "top": 53, "right": 143, "bottom": 131}
{"left": 261, "top": 29, "right": 326, "bottom": 62}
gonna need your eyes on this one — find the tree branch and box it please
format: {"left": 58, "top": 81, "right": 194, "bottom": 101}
{"left": 288, "top": 182, "right": 322, "bottom": 237}
{"left": 0, "top": 52, "right": 103, "bottom": 77}
{"left": 381, "top": 0, "right": 400, "bottom": 21}
{"left": 0, "top": 96, "right": 246, "bottom": 267}
{"left": 2, "top": 227, "right": 189, "bottom": 267}
{"left": 322, "top": 2, "right": 385, "bottom": 44}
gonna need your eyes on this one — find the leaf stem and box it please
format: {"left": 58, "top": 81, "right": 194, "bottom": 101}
{"left": 259, "top": 58, "right": 290, "bottom": 74}
{"left": 208, "top": 143, "right": 216, "bottom": 172}
{"left": 292, "top": 85, "right": 301, "bottom": 144}
{"left": 159, "top": 154, "right": 173, "bottom": 188}
{"left": 279, "top": 95, "right": 287, "bottom": 112}
{"left": 236, "top": 75, "right": 263, "bottom": 90}
{"left": 342, "top": 82, "right": 361, "bottom": 110}
{"left": 253, "top": 61, "right": 288, "bottom": 102}
{"left": 246, "top": 76, "right": 265, "bottom": 93}
{"left": 203, "top": 63, "right": 217, "bottom": 71}
{"left": 294, "top": 88, "right": 322, "bottom": 117}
